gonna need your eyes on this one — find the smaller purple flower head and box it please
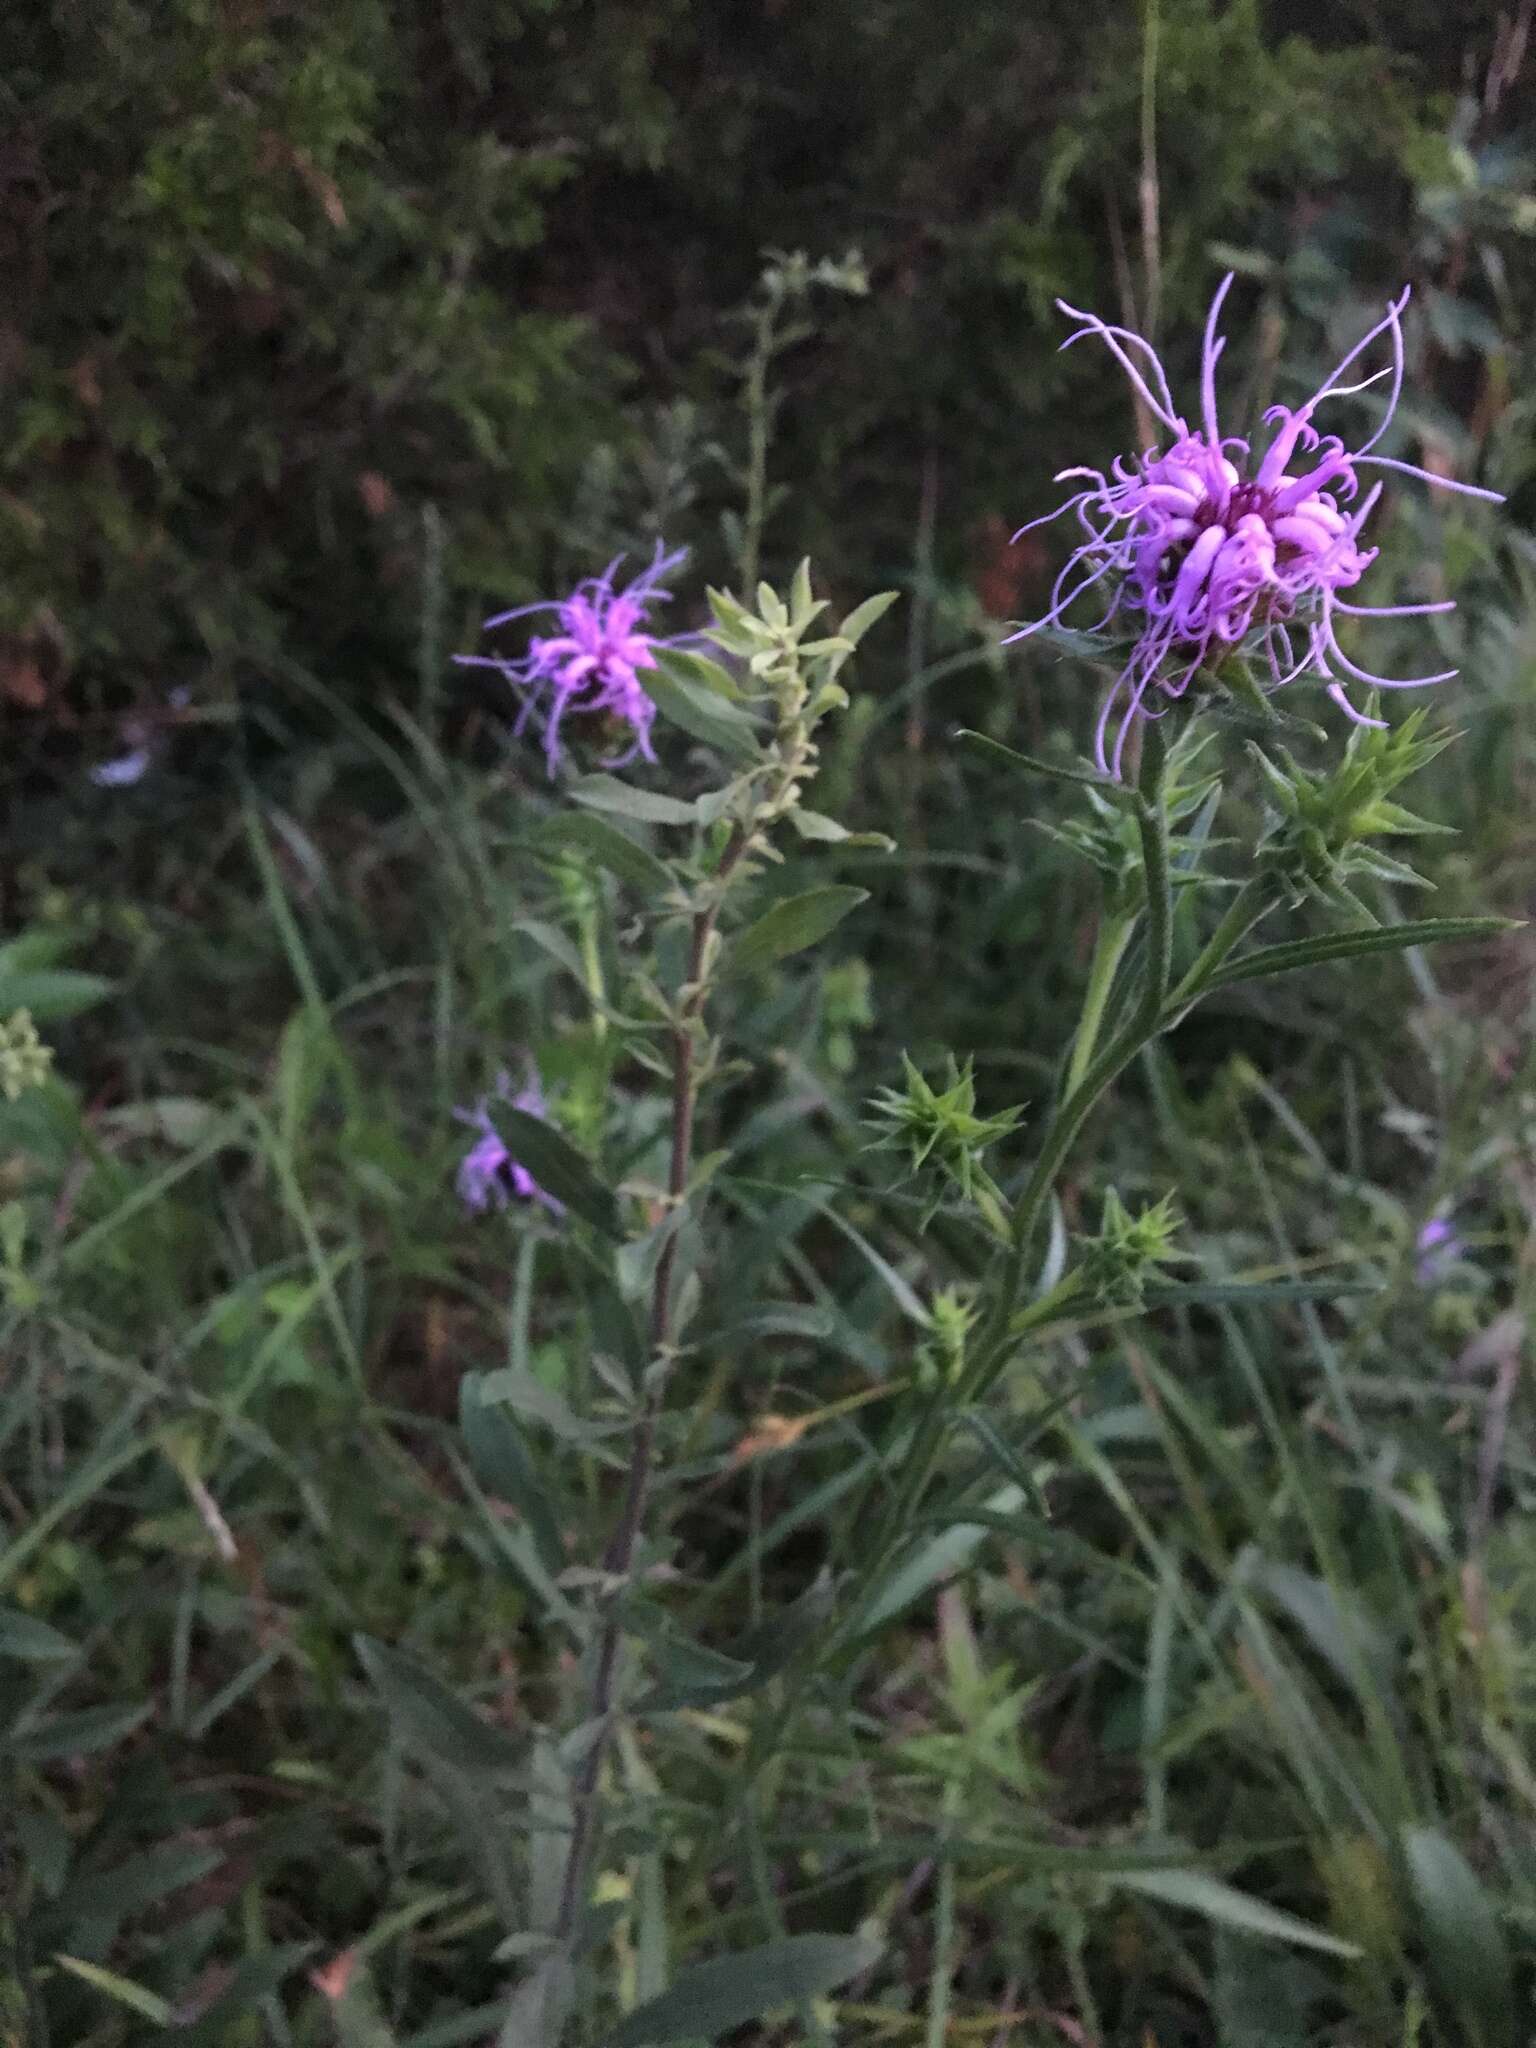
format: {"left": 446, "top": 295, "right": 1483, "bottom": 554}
{"left": 454, "top": 1069, "right": 564, "bottom": 1218}
{"left": 454, "top": 541, "right": 689, "bottom": 776}
{"left": 1011, "top": 277, "right": 1503, "bottom": 776}
{"left": 1415, "top": 1212, "right": 1464, "bottom": 1287}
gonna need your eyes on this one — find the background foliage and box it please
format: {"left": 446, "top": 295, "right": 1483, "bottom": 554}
{"left": 2, "top": 1, "right": 1535, "bottom": 2043}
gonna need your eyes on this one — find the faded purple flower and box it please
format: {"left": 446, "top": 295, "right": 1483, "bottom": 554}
{"left": 455, "top": 1071, "right": 564, "bottom": 1218}
{"left": 455, "top": 542, "right": 689, "bottom": 776}
{"left": 90, "top": 746, "right": 152, "bottom": 789}
{"left": 1011, "top": 277, "right": 1503, "bottom": 777}
{"left": 1415, "top": 1213, "right": 1464, "bottom": 1286}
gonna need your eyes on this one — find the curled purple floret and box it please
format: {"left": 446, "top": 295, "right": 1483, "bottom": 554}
{"left": 455, "top": 541, "right": 690, "bottom": 775}
{"left": 454, "top": 1070, "right": 564, "bottom": 1218}
{"left": 1009, "top": 277, "right": 1503, "bottom": 776}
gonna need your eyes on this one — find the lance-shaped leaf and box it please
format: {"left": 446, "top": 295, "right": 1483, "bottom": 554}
{"left": 459, "top": 1374, "right": 564, "bottom": 1571}
{"left": 731, "top": 887, "right": 868, "bottom": 977}
{"left": 1116, "top": 1868, "right": 1361, "bottom": 1960}
{"left": 484, "top": 1105, "right": 621, "bottom": 1238}
{"left": 605, "top": 1932, "right": 879, "bottom": 2047}
{"left": 1404, "top": 1825, "right": 1514, "bottom": 2045}
{"left": 535, "top": 812, "right": 672, "bottom": 894}
{"left": 957, "top": 729, "right": 1138, "bottom": 802}
{"left": 570, "top": 774, "right": 705, "bottom": 827}
{"left": 1203, "top": 916, "right": 1515, "bottom": 992}
{"left": 838, "top": 590, "right": 900, "bottom": 645}
{"left": 788, "top": 807, "right": 895, "bottom": 852}
{"left": 644, "top": 652, "right": 760, "bottom": 760}
{"left": 354, "top": 1635, "right": 523, "bottom": 1774}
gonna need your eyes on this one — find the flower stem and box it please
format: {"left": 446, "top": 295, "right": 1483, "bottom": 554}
{"left": 1064, "top": 909, "right": 1136, "bottom": 1098}
{"left": 1166, "top": 873, "right": 1271, "bottom": 1010}
{"left": 553, "top": 826, "right": 749, "bottom": 1948}
{"left": 866, "top": 737, "right": 1175, "bottom": 1556}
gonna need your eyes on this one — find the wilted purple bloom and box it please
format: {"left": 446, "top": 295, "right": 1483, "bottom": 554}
{"left": 455, "top": 542, "right": 689, "bottom": 775}
{"left": 455, "top": 1072, "right": 563, "bottom": 1217}
{"left": 1010, "top": 276, "right": 1503, "bottom": 777}
{"left": 1415, "top": 1213, "right": 1464, "bottom": 1286}
{"left": 90, "top": 746, "right": 152, "bottom": 789}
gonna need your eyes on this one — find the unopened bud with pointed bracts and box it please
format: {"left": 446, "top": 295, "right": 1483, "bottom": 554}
{"left": 866, "top": 1054, "right": 1022, "bottom": 1228}
{"left": 1251, "top": 706, "right": 1452, "bottom": 913}
{"left": 1077, "top": 1188, "right": 1189, "bottom": 1306}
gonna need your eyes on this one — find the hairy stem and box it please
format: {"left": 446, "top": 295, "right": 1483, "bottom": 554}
{"left": 553, "top": 828, "right": 748, "bottom": 1948}
{"left": 739, "top": 295, "right": 778, "bottom": 593}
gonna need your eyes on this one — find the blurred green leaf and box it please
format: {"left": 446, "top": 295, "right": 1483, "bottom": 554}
{"left": 1403, "top": 1824, "right": 1514, "bottom": 2044}
{"left": 53, "top": 1956, "right": 172, "bottom": 2027}
{"left": 605, "top": 1932, "right": 879, "bottom": 2046}
{"left": 354, "top": 1636, "right": 523, "bottom": 1775}
{"left": 536, "top": 812, "right": 672, "bottom": 893}
{"left": 7, "top": 1700, "right": 152, "bottom": 1761}
{"left": 1207, "top": 917, "right": 1515, "bottom": 990}
{"left": 0, "top": 1606, "right": 78, "bottom": 1663}
{"left": 484, "top": 1105, "right": 621, "bottom": 1238}
{"left": 0, "top": 969, "right": 114, "bottom": 1020}
{"left": 459, "top": 1373, "right": 565, "bottom": 1570}
{"left": 645, "top": 651, "right": 760, "bottom": 758}
{"left": 837, "top": 590, "right": 900, "bottom": 645}
{"left": 1116, "top": 1867, "right": 1361, "bottom": 1959}
{"left": 570, "top": 774, "right": 706, "bottom": 826}
{"left": 731, "top": 886, "right": 868, "bottom": 976}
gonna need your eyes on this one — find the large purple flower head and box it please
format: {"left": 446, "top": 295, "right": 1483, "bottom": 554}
{"left": 455, "top": 542, "right": 689, "bottom": 776}
{"left": 454, "top": 1070, "right": 564, "bottom": 1218}
{"left": 1011, "top": 277, "right": 1503, "bottom": 777}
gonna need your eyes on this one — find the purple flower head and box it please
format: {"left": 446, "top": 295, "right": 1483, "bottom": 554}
{"left": 455, "top": 542, "right": 690, "bottom": 776}
{"left": 1415, "top": 1212, "right": 1464, "bottom": 1287}
{"left": 454, "top": 1070, "right": 564, "bottom": 1218}
{"left": 1011, "top": 277, "right": 1503, "bottom": 777}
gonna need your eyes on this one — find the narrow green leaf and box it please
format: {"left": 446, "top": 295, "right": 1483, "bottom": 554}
{"left": 1403, "top": 1825, "right": 1514, "bottom": 2043}
{"left": 838, "top": 590, "right": 900, "bottom": 644}
{"left": 483, "top": 1106, "right": 620, "bottom": 1239}
{"left": 61, "top": 1844, "right": 223, "bottom": 1922}
{"left": 498, "top": 1954, "right": 575, "bottom": 2048}
{"left": 785, "top": 806, "right": 851, "bottom": 842}
{"left": 957, "top": 729, "right": 1133, "bottom": 799}
{"left": 786, "top": 808, "right": 895, "bottom": 853}
{"left": 171, "top": 1944, "right": 317, "bottom": 2047}
{"left": 460, "top": 1375, "right": 565, "bottom": 1571}
{"left": 731, "top": 887, "right": 868, "bottom": 977}
{"left": 354, "top": 1635, "right": 522, "bottom": 1774}
{"left": 606, "top": 1932, "right": 879, "bottom": 2047}
{"left": 53, "top": 1956, "right": 172, "bottom": 2027}
{"left": 645, "top": 653, "right": 759, "bottom": 759}
{"left": 1244, "top": 1557, "right": 1393, "bottom": 1705}
{"left": 0, "top": 1606, "right": 78, "bottom": 1663}
{"left": 856, "top": 1487, "right": 1023, "bottom": 1636}
{"left": 629, "top": 1600, "right": 756, "bottom": 1712}
{"left": 0, "top": 969, "right": 114, "bottom": 1020}
{"left": 657, "top": 647, "right": 746, "bottom": 701}
{"left": 1140, "top": 1277, "right": 1380, "bottom": 1308}
{"left": 570, "top": 774, "right": 702, "bottom": 826}
{"left": 789, "top": 556, "right": 815, "bottom": 626}
{"left": 477, "top": 1365, "right": 627, "bottom": 1446}
{"left": 535, "top": 813, "right": 671, "bottom": 893}
{"left": 8, "top": 1700, "right": 152, "bottom": 1761}
{"left": 1206, "top": 917, "right": 1515, "bottom": 991}
{"left": 96, "top": 1095, "right": 221, "bottom": 1148}
{"left": 1115, "top": 1868, "right": 1361, "bottom": 1959}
